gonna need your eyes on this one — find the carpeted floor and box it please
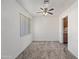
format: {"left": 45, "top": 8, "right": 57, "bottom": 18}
{"left": 16, "top": 41, "right": 77, "bottom": 59}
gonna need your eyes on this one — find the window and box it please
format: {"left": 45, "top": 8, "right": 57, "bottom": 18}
{"left": 20, "top": 13, "right": 30, "bottom": 37}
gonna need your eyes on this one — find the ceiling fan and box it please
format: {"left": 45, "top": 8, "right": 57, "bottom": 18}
{"left": 36, "top": 0, "right": 54, "bottom": 16}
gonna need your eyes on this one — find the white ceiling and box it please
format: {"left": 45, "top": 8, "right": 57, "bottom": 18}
{"left": 17, "top": 0, "right": 77, "bottom": 17}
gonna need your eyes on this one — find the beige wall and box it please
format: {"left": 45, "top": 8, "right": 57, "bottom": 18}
{"left": 1, "top": 0, "right": 33, "bottom": 59}
{"left": 32, "top": 16, "right": 59, "bottom": 41}
{"left": 59, "top": 1, "right": 78, "bottom": 57}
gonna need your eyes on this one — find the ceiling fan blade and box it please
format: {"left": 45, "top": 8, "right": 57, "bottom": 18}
{"left": 47, "top": 12, "right": 53, "bottom": 15}
{"left": 48, "top": 8, "right": 54, "bottom": 11}
{"left": 40, "top": 8, "right": 43, "bottom": 10}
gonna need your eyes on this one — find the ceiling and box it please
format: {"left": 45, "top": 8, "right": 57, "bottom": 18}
{"left": 17, "top": 0, "right": 77, "bottom": 17}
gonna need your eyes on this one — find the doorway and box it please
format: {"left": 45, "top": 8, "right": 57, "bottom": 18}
{"left": 63, "top": 16, "right": 68, "bottom": 44}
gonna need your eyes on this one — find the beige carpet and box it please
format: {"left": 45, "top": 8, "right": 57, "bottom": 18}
{"left": 16, "top": 41, "right": 77, "bottom": 59}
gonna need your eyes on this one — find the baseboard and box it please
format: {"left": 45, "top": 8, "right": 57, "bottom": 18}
{"left": 33, "top": 40, "right": 59, "bottom": 41}
{"left": 15, "top": 40, "right": 32, "bottom": 59}
{"left": 1, "top": 56, "right": 15, "bottom": 59}
{"left": 67, "top": 49, "right": 78, "bottom": 59}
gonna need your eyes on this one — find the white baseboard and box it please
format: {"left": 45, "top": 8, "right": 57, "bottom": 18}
{"left": 1, "top": 56, "right": 15, "bottom": 59}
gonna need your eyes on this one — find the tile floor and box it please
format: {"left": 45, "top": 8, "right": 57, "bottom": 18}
{"left": 16, "top": 41, "right": 77, "bottom": 59}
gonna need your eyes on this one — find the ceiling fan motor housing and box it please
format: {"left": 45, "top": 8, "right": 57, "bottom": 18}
{"left": 44, "top": 0, "right": 49, "bottom": 4}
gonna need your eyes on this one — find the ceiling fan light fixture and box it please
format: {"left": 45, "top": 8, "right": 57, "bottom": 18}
{"left": 43, "top": 12, "right": 48, "bottom": 16}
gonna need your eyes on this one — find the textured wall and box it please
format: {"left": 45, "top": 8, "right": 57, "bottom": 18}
{"left": 1, "top": 0, "right": 32, "bottom": 59}
{"left": 59, "top": 1, "right": 78, "bottom": 57}
{"left": 33, "top": 16, "right": 59, "bottom": 41}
